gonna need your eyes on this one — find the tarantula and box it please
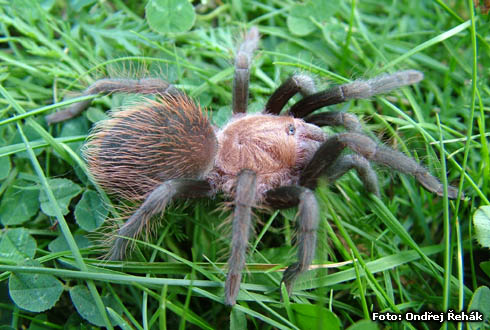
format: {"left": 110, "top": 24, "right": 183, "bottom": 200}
{"left": 46, "top": 27, "right": 460, "bottom": 306}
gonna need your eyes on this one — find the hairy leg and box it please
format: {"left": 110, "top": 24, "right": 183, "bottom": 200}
{"left": 225, "top": 169, "right": 257, "bottom": 306}
{"left": 232, "top": 27, "right": 259, "bottom": 114}
{"left": 46, "top": 78, "right": 181, "bottom": 124}
{"left": 108, "top": 179, "right": 211, "bottom": 261}
{"left": 289, "top": 70, "right": 423, "bottom": 118}
{"left": 300, "top": 132, "right": 460, "bottom": 199}
{"left": 304, "top": 111, "right": 362, "bottom": 132}
{"left": 263, "top": 74, "right": 316, "bottom": 115}
{"left": 265, "top": 186, "right": 319, "bottom": 294}
{"left": 326, "top": 154, "right": 380, "bottom": 196}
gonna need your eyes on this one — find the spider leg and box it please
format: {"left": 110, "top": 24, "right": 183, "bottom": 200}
{"left": 225, "top": 169, "right": 257, "bottom": 306}
{"left": 326, "top": 154, "right": 380, "bottom": 196}
{"left": 108, "top": 179, "right": 211, "bottom": 261}
{"left": 289, "top": 70, "right": 423, "bottom": 118}
{"left": 265, "top": 186, "right": 319, "bottom": 295}
{"left": 304, "top": 111, "right": 362, "bottom": 132}
{"left": 263, "top": 74, "right": 316, "bottom": 115}
{"left": 300, "top": 132, "right": 460, "bottom": 199}
{"left": 46, "top": 78, "right": 182, "bottom": 124}
{"left": 232, "top": 27, "right": 259, "bottom": 114}
{"left": 303, "top": 111, "right": 376, "bottom": 190}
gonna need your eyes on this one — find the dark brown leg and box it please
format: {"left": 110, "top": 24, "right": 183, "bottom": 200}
{"left": 289, "top": 70, "right": 423, "bottom": 118}
{"left": 46, "top": 78, "right": 181, "bottom": 124}
{"left": 263, "top": 74, "right": 316, "bottom": 115}
{"left": 225, "top": 169, "right": 257, "bottom": 306}
{"left": 265, "top": 186, "right": 319, "bottom": 294}
{"left": 326, "top": 154, "right": 380, "bottom": 196}
{"left": 232, "top": 28, "right": 259, "bottom": 114}
{"left": 304, "top": 111, "right": 362, "bottom": 132}
{"left": 108, "top": 179, "right": 211, "bottom": 261}
{"left": 300, "top": 132, "right": 459, "bottom": 199}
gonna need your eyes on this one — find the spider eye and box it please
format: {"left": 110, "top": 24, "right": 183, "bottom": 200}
{"left": 287, "top": 124, "right": 296, "bottom": 135}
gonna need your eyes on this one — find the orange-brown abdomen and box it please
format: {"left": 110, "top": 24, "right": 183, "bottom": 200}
{"left": 85, "top": 95, "right": 217, "bottom": 201}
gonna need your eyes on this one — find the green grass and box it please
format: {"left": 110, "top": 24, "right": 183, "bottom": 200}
{"left": 0, "top": 0, "right": 489, "bottom": 329}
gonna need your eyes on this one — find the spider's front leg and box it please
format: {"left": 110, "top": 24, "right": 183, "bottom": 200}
{"left": 304, "top": 111, "right": 363, "bottom": 132}
{"left": 325, "top": 154, "right": 380, "bottom": 196}
{"left": 225, "top": 169, "right": 257, "bottom": 306}
{"left": 263, "top": 74, "right": 316, "bottom": 115}
{"left": 300, "top": 132, "right": 461, "bottom": 199}
{"left": 265, "top": 186, "right": 319, "bottom": 295}
{"left": 108, "top": 179, "right": 211, "bottom": 261}
{"left": 264, "top": 75, "right": 363, "bottom": 131}
{"left": 288, "top": 70, "right": 424, "bottom": 118}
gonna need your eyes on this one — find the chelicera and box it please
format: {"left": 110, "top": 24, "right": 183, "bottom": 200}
{"left": 46, "top": 27, "right": 460, "bottom": 306}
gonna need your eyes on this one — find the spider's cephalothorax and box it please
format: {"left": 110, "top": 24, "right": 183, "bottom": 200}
{"left": 209, "top": 114, "right": 326, "bottom": 198}
{"left": 46, "top": 27, "right": 461, "bottom": 306}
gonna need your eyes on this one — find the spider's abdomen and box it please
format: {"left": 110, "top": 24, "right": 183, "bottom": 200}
{"left": 85, "top": 95, "right": 217, "bottom": 201}
{"left": 210, "top": 114, "right": 325, "bottom": 197}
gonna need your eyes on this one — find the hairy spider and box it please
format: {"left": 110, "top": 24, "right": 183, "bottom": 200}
{"left": 46, "top": 27, "right": 460, "bottom": 306}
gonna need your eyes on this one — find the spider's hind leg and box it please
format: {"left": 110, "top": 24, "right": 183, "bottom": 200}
{"left": 108, "top": 179, "right": 211, "bottom": 261}
{"left": 265, "top": 186, "right": 319, "bottom": 295}
{"left": 46, "top": 78, "right": 182, "bottom": 124}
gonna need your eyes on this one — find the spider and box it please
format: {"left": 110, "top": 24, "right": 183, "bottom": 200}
{"left": 46, "top": 27, "right": 460, "bottom": 306}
